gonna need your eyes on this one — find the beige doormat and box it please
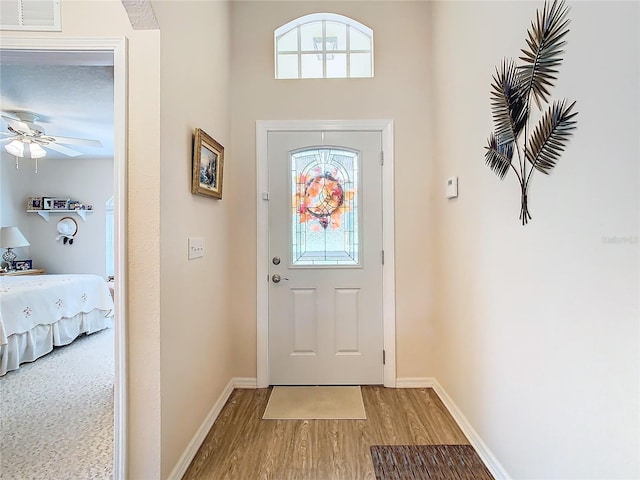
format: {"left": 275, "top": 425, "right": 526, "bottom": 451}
{"left": 262, "top": 386, "right": 367, "bottom": 420}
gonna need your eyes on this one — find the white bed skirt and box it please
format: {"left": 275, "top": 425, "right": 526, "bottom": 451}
{"left": 0, "top": 309, "right": 112, "bottom": 376}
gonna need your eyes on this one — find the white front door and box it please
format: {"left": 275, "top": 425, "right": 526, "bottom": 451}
{"left": 268, "top": 130, "right": 384, "bottom": 385}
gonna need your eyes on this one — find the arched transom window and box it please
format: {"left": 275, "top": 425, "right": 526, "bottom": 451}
{"left": 275, "top": 13, "right": 374, "bottom": 79}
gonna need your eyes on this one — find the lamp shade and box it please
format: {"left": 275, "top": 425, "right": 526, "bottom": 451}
{"left": 0, "top": 226, "right": 30, "bottom": 248}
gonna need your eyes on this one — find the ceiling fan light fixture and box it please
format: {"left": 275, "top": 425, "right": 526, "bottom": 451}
{"left": 4, "top": 139, "right": 47, "bottom": 159}
{"left": 26, "top": 142, "right": 46, "bottom": 159}
{"left": 5, "top": 139, "right": 24, "bottom": 157}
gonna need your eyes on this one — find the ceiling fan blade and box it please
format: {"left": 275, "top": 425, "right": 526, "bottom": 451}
{"left": 43, "top": 142, "right": 83, "bottom": 157}
{"left": 46, "top": 135, "right": 103, "bottom": 148}
{"left": 2, "top": 115, "right": 33, "bottom": 132}
{"left": 0, "top": 131, "right": 14, "bottom": 137}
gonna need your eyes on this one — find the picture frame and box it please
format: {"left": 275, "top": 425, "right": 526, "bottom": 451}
{"left": 27, "top": 197, "right": 43, "bottom": 210}
{"left": 14, "top": 259, "right": 32, "bottom": 271}
{"left": 192, "top": 128, "right": 224, "bottom": 200}
{"left": 42, "top": 197, "right": 53, "bottom": 210}
{"left": 51, "top": 198, "right": 70, "bottom": 210}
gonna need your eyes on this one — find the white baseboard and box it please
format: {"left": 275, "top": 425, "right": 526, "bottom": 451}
{"left": 167, "top": 378, "right": 257, "bottom": 480}
{"left": 167, "top": 378, "right": 235, "bottom": 480}
{"left": 233, "top": 377, "right": 257, "bottom": 389}
{"left": 397, "top": 377, "right": 511, "bottom": 480}
{"left": 395, "top": 377, "right": 431, "bottom": 388}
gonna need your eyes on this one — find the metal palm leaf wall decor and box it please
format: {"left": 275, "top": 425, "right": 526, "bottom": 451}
{"left": 484, "top": 0, "right": 578, "bottom": 225}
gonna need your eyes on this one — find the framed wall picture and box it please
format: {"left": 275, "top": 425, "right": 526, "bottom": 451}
{"left": 51, "top": 198, "right": 70, "bottom": 210}
{"left": 192, "top": 128, "right": 224, "bottom": 200}
{"left": 27, "top": 197, "right": 43, "bottom": 210}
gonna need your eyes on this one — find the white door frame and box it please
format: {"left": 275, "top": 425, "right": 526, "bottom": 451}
{"left": 1, "top": 37, "right": 128, "bottom": 480}
{"left": 256, "top": 119, "right": 396, "bottom": 388}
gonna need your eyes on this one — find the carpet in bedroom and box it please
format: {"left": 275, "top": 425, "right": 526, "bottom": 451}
{"left": 0, "top": 328, "right": 114, "bottom": 480}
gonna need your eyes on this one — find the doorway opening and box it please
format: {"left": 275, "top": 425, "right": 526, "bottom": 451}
{"left": 0, "top": 37, "right": 128, "bottom": 479}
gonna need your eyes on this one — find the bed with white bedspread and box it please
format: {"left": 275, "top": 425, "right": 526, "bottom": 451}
{"left": 0, "top": 274, "right": 114, "bottom": 376}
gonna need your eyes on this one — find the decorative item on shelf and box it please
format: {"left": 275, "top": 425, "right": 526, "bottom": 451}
{"left": 69, "top": 202, "right": 92, "bottom": 210}
{"left": 42, "top": 197, "right": 53, "bottom": 210}
{"left": 0, "top": 226, "right": 30, "bottom": 270}
{"left": 13, "top": 259, "right": 32, "bottom": 271}
{"left": 56, "top": 217, "right": 78, "bottom": 245}
{"left": 27, "top": 197, "right": 43, "bottom": 210}
{"left": 51, "top": 198, "right": 70, "bottom": 210}
{"left": 192, "top": 128, "right": 225, "bottom": 200}
{"left": 483, "top": 0, "right": 578, "bottom": 225}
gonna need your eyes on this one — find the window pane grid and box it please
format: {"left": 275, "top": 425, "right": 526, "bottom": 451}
{"left": 279, "top": 49, "right": 370, "bottom": 54}
{"left": 275, "top": 14, "right": 373, "bottom": 79}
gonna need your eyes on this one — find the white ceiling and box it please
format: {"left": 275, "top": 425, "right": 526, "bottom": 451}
{"left": 0, "top": 49, "right": 114, "bottom": 159}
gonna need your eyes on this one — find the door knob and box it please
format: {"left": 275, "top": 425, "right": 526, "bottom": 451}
{"left": 272, "top": 274, "right": 289, "bottom": 283}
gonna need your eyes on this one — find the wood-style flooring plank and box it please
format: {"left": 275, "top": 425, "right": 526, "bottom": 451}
{"left": 182, "top": 386, "right": 469, "bottom": 480}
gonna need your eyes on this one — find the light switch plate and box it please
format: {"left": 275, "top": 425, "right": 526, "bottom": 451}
{"left": 446, "top": 176, "right": 458, "bottom": 199}
{"left": 188, "top": 237, "right": 204, "bottom": 259}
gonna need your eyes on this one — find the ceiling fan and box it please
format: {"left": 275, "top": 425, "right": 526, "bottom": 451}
{"left": 0, "top": 111, "right": 103, "bottom": 158}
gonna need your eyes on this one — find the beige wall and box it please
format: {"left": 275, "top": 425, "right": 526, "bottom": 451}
{"left": 17, "top": 156, "right": 113, "bottom": 276}
{"left": 430, "top": 1, "right": 639, "bottom": 477}
{"left": 229, "top": 0, "right": 436, "bottom": 380}
{"left": 153, "top": 0, "right": 232, "bottom": 477}
{"left": 1, "top": 1, "right": 163, "bottom": 477}
{"left": 1, "top": 150, "right": 32, "bottom": 247}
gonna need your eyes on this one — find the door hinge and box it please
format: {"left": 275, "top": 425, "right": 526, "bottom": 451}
{"left": 381, "top": 250, "right": 385, "bottom": 265}
{"left": 383, "top": 349, "right": 386, "bottom": 365}
{"left": 262, "top": 192, "right": 270, "bottom": 201}
{"left": 380, "top": 151, "right": 384, "bottom": 165}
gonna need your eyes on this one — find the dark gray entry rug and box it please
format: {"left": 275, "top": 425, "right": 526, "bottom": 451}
{"left": 370, "top": 444, "right": 494, "bottom": 480}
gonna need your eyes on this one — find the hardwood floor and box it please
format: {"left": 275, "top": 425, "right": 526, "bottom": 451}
{"left": 183, "top": 386, "right": 469, "bottom": 480}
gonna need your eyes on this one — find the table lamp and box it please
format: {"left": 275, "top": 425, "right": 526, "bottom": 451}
{"left": 0, "top": 226, "right": 30, "bottom": 270}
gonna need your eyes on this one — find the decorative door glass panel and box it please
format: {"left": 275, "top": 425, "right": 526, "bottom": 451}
{"left": 291, "top": 148, "right": 359, "bottom": 266}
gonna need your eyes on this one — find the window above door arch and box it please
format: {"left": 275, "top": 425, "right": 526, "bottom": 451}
{"left": 274, "top": 13, "right": 374, "bottom": 79}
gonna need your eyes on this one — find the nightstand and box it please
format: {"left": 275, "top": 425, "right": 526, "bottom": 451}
{"left": 0, "top": 268, "right": 46, "bottom": 276}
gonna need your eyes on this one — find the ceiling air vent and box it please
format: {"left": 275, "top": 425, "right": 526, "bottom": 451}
{"left": 0, "top": 0, "right": 61, "bottom": 31}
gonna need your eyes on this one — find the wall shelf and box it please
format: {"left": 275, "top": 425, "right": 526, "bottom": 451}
{"left": 27, "top": 210, "right": 94, "bottom": 222}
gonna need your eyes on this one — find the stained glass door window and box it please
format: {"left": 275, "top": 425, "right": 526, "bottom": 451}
{"left": 291, "top": 148, "right": 359, "bottom": 266}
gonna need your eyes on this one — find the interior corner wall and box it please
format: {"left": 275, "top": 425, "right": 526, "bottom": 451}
{"left": 430, "top": 1, "right": 639, "bottom": 478}
{"left": 229, "top": 1, "right": 437, "bottom": 381}
{"left": 152, "top": 1, "right": 233, "bottom": 477}
{"left": 1, "top": 0, "right": 163, "bottom": 478}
